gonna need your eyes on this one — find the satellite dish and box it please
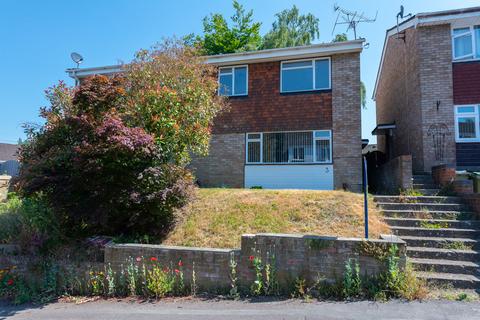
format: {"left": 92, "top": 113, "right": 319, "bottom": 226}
{"left": 70, "top": 52, "right": 84, "bottom": 68}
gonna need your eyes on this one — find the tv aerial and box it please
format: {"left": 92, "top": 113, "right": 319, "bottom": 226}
{"left": 332, "top": 4, "right": 377, "bottom": 40}
{"left": 396, "top": 5, "right": 412, "bottom": 40}
{"left": 70, "top": 52, "right": 84, "bottom": 68}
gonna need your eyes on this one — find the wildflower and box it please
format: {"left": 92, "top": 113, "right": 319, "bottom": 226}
{"left": 174, "top": 269, "right": 180, "bottom": 274}
{"left": 136, "top": 257, "right": 142, "bottom": 262}
{"left": 163, "top": 267, "right": 169, "bottom": 273}
{"left": 249, "top": 255, "right": 255, "bottom": 262}
{"left": 178, "top": 260, "right": 183, "bottom": 267}
{"left": 7, "top": 279, "right": 14, "bottom": 286}
{"left": 150, "top": 257, "right": 158, "bottom": 262}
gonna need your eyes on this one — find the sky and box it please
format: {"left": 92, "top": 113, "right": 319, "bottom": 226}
{"left": 1, "top": 0, "right": 479, "bottom": 145}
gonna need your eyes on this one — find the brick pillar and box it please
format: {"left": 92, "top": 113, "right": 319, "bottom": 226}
{"left": 332, "top": 53, "right": 362, "bottom": 192}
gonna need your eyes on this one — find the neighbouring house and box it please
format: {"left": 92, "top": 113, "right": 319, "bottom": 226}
{"left": 0, "top": 143, "right": 19, "bottom": 176}
{"left": 373, "top": 6, "right": 480, "bottom": 174}
{"left": 67, "top": 40, "right": 364, "bottom": 191}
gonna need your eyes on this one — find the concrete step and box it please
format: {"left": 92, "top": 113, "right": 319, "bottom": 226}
{"left": 399, "top": 235, "right": 478, "bottom": 249}
{"left": 392, "top": 226, "right": 479, "bottom": 238}
{"left": 384, "top": 218, "right": 480, "bottom": 229}
{"left": 382, "top": 210, "right": 474, "bottom": 220}
{"left": 413, "top": 183, "right": 438, "bottom": 189}
{"left": 409, "top": 257, "right": 480, "bottom": 275}
{"left": 374, "top": 196, "right": 463, "bottom": 204}
{"left": 415, "top": 189, "right": 441, "bottom": 196}
{"left": 407, "top": 247, "right": 480, "bottom": 261}
{"left": 377, "top": 202, "right": 466, "bottom": 211}
{"left": 415, "top": 271, "right": 480, "bottom": 289}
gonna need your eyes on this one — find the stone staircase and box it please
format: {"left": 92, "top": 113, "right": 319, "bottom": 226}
{"left": 375, "top": 174, "right": 480, "bottom": 289}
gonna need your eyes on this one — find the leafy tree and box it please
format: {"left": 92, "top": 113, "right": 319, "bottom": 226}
{"left": 333, "top": 33, "right": 367, "bottom": 109}
{"left": 189, "top": 0, "right": 261, "bottom": 55}
{"left": 16, "top": 41, "right": 226, "bottom": 239}
{"left": 261, "top": 5, "right": 319, "bottom": 49}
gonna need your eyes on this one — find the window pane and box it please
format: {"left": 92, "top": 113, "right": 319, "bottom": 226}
{"left": 234, "top": 67, "right": 247, "bottom": 95}
{"left": 454, "top": 33, "right": 473, "bottom": 58}
{"left": 457, "top": 106, "right": 476, "bottom": 113}
{"left": 282, "top": 68, "right": 313, "bottom": 92}
{"left": 458, "top": 117, "right": 476, "bottom": 138}
{"left": 316, "top": 139, "right": 331, "bottom": 162}
{"left": 283, "top": 61, "right": 312, "bottom": 69}
{"left": 453, "top": 27, "right": 470, "bottom": 36}
{"left": 263, "top": 132, "right": 313, "bottom": 163}
{"left": 247, "top": 141, "right": 261, "bottom": 163}
{"left": 247, "top": 133, "right": 261, "bottom": 140}
{"left": 219, "top": 68, "right": 232, "bottom": 74}
{"left": 475, "top": 26, "right": 480, "bottom": 58}
{"left": 219, "top": 74, "right": 232, "bottom": 96}
{"left": 315, "top": 60, "right": 330, "bottom": 89}
{"left": 315, "top": 130, "right": 331, "bottom": 138}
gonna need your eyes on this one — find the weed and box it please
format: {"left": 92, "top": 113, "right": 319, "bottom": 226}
{"left": 191, "top": 262, "right": 198, "bottom": 297}
{"left": 343, "top": 259, "right": 361, "bottom": 298}
{"left": 250, "top": 255, "right": 263, "bottom": 296}
{"left": 441, "top": 241, "right": 473, "bottom": 251}
{"left": 420, "top": 221, "right": 449, "bottom": 229}
{"left": 228, "top": 253, "right": 239, "bottom": 299}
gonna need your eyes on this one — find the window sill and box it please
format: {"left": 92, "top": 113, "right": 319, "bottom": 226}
{"left": 453, "top": 58, "right": 480, "bottom": 64}
{"left": 280, "top": 89, "right": 331, "bottom": 96}
{"left": 456, "top": 140, "right": 480, "bottom": 143}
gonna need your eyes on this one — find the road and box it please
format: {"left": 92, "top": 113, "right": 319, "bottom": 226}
{"left": 1, "top": 298, "right": 480, "bottom": 320}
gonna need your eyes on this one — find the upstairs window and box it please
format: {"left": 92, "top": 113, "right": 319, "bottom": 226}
{"left": 218, "top": 66, "right": 248, "bottom": 96}
{"left": 452, "top": 26, "right": 480, "bottom": 61}
{"left": 455, "top": 105, "right": 480, "bottom": 142}
{"left": 281, "top": 58, "right": 331, "bottom": 93}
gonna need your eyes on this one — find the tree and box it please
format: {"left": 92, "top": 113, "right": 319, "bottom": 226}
{"left": 189, "top": 0, "right": 261, "bottom": 55}
{"left": 333, "top": 33, "right": 367, "bottom": 109}
{"left": 16, "top": 41, "right": 227, "bottom": 239}
{"left": 261, "top": 5, "right": 319, "bottom": 49}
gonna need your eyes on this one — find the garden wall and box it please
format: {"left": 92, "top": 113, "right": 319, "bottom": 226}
{"left": 105, "top": 233, "right": 406, "bottom": 291}
{"left": 370, "top": 155, "right": 412, "bottom": 194}
{"left": 0, "top": 175, "right": 11, "bottom": 202}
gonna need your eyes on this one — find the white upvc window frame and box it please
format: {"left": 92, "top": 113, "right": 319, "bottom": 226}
{"left": 245, "top": 130, "right": 332, "bottom": 164}
{"left": 280, "top": 57, "right": 331, "bottom": 93}
{"left": 454, "top": 105, "right": 480, "bottom": 142}
{"left": 452, "top": 25, "right": 480, "bottom": 62}
{"left": 246, "top": 133, "right": 262, "bottom": 163}
{"left": 218, "top": 65, "right": 248, "bottom": 97}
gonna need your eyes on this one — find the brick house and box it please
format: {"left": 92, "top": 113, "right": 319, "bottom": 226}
{"left": 373, "top": 6, "right": 480, "bottom": 174}
{"left": 68, "top": 40, "right": 363, "bottom": 191}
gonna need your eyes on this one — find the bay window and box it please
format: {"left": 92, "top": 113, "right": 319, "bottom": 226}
{"left": 452, "top": 26, "right": 480, "bottom": 61}
{"left": 455, "top": 105, "right": 480, "bottom": 142}
{"left": 218, "top": 66, "right": 248, "bottom": 96}
{"left": 281, "top": 58, "right": 331, "bottom": 93}
{"left": 246, "top": 130, "right": 332, "bottom": 164}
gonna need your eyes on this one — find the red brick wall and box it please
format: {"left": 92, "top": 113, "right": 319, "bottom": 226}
{"left": 453, "top": 61, "right": 480, "bottom": 105}
{"left": 212, "top": 61, "right": 332, "bottom": 134}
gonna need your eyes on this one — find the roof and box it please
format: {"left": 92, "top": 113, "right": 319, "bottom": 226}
{"left": 372, "top": 123, "right": 396, "bottom": 136}
{"left": 0, "top": 143, "right": 19, "bottom": 161}
{"left": 373, "top": 6, "right": 480, "bottom": 100}
{"left": 67, "top": 40, "right": 364, "bottom": 79}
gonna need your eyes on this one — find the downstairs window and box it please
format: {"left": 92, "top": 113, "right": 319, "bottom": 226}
{"left": 455, "top": 105, "right": 480, "bottom": 142}
{"left": 246, "top": 130, "right": 332, "bottom": 164}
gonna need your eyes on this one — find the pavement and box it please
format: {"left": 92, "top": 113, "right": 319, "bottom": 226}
{"left": 2, "top": 298, "right": 480, "bottom": 320}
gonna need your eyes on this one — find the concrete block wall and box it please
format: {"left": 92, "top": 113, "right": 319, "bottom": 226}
{"left": 189, "top": 133, "right": 245, "bottom": 188}
{"left": 371, "top": 155, "right": 413, "bottom": 194}
{"left": 105, "top": 233, "right": 406, "bottom": 291}
{"left": 332, "top": 53, "right": 362, "bottom": 192}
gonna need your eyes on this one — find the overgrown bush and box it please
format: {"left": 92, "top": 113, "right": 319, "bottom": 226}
{"left": 14, "top": 40, "right": 225, "bottom": 240}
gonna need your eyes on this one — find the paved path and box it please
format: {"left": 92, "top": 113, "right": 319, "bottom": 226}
{"left": 1, "top": 298, "right": 480, "bottom": 320}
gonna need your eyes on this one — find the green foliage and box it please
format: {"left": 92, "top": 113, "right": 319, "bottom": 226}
{"left": 16, "top": 39, "right": 225, "bottom": 240}
{"left": 333, "top": 33, "right": 348, "bottom": 42}
{"left": 291, "top": 277, "right": 308, "bottom": 299}
{"left": 188, "top": 0, "right": 261, "bottom": 55}
{"left": 146, "top": 264, "right": 174, "bottom": 299}
{"left": 250, "top": 255, "right": 263, "bottom": 296}
{"left": 343, "top": 259, "right": 361, "bottom": 298}
{"left": 261, "top": 5, "right": 319, "bottom": 49}
{"left": 228, "top": 253, "right": 239, "bottom": 299}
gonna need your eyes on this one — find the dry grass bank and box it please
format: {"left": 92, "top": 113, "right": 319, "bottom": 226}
{"left": 164, "top": 188, "right": 389, "bottom": 249}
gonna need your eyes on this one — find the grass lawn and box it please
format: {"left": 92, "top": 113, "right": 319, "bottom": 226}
{"left": 164, "top": 188, "right": 390, "bottom": 249}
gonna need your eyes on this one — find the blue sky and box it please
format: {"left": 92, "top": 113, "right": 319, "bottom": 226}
{"left": 1, "top": 0, "right": 479, "bottom": 144}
